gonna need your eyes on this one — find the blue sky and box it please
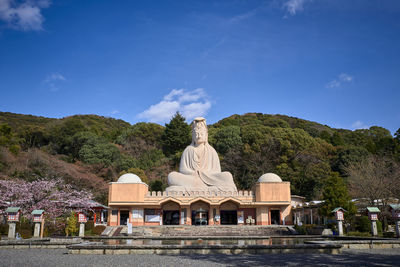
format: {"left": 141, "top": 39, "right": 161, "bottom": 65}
{"left": 0, "top": 0, "right": 399, "bottom": 134}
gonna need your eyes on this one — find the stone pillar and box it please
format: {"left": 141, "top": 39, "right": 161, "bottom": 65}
{"left": 79, "top": 223, "right": 85, "bottom": 237}
{"left": 337, "top": 220, "right": 344, "bottom": 236}
{"left": 8, "top": 222, "right": 16, "bottom": 239}
{"left": 127, "top": 222, "right": 132, "bottom": 235}
{"left": 371, "top": 221, "right": 378, "bottom": 236}
{"left": 33, "top": 223, "right": 41, "bottom": 238}
{"left": 395, "top": 221, "right": 400, "bottom": 238}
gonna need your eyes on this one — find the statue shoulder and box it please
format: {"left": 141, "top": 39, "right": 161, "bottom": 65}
{"left": 182, "top": 144, "right": 195, "bottom": 154}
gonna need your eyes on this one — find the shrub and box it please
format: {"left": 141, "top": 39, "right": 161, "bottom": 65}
{"left": 383, "top": 232, "right": 395, "bottom": 238}
{"left": 65, "top": 212, "right": 78, "bottom": 236}
{"left": 346, "top": 231, "right": 371, "bottom": 237}
{"left": 16, "top": 217, "right": 32, "bottom": 239}
{"left": 0, "top": 223, "right": 8, "bottom": 235}
{"left": 92, "top": 225, "right": 106, "bottom": 236}
{"left": 377, "top": 220, "right": 383, "bottom": 233}
{"left": 355, "top": 216, "right": 370, "bottom": 232}
{"left": 85, "top": 220, "right": 94, "bottom": 231}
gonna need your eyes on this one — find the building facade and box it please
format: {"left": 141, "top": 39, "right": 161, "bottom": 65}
{"left": 107, "top": 173, "right": 292, "bottom": 226}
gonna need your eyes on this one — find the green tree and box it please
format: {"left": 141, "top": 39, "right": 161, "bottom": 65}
{"left": 79, "top": 143, "right": 120, "bottom": 167}
{"left": 161, "top": 112, "right": 191, "bottom": 157}
{"left": 65, "top": 212, "right": 78, "bottom": 236}
{"left": 319, "top": 172, "right": 356, "bottom": 218}
{"left": 211, "top": 125, "right": 242, "bottom": 154}
{"left": 149, "top": 179, "right": 165, "bottom": 191}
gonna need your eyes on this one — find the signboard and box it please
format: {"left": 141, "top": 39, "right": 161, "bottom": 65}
{"left": 369, "top": 213, "right": 378, "bottom": 221}
{"left": 7, "top": 213, "right": 19, "bottom": 222}
{"left": 145, "top": 214, "right": 160, "bottom": 222}
{"left": 132, "top": 209, "right": 143, "bottom": 219}
{"left": 237, "top": 211, "right": 244, "bottom": 224}
{"left": 33, "top": 215, "right": 43, "bottom": 222}
{"left": 78, "top": 213, "right": 87, "bottom": 223}
{"left": 335, "top": 211, "right": 344, "bottom": 221}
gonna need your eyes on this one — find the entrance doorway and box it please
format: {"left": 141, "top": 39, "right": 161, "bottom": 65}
{"left": 270, "top": 210, "right": 281, "bottom": 225}
{"left": 163, "top": 210, "right": 180, "bottom": 225}
{"left": 120, "top": 210, "right": 129, "bottom": 225}
{"left": 220, "top": 210, "right": 237, "bottom": 225}
{"left": 191, "top": 209, "right": 208, "bottom": 225}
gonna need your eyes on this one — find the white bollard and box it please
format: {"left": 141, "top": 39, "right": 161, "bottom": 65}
{"left": 371, "top": 221, "right": 378, "bottom": 236}
{"left": 337, "top": 220, "right": 344, "bottom": 236}
{"left": 79, "top": 223, "right": 85, "bottom": 237}
{"left": 8, "top": 223, "right": 16, "bottom": 239}
{"left": 396, "top": 221, "right": 400, "bottom": 238}
{"left": 34, "top": 223, "right": 41, "bottom": 238}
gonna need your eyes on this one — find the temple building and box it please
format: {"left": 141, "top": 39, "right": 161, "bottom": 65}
{"left": 107, "top": 173, "right": 292, "bottom": 226}
{"left": 107, "top": 117, "right": 292, "bottom": 226}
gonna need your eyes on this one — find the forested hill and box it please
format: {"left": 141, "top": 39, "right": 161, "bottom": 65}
{"left": 1, "top": 111, "right": 399, "bottom": 204}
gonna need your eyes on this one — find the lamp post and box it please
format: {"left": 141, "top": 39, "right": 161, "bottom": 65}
{"left": 367, "top": 207, "right": 380, "bottom": 236}
{"left": 5, "top": 207, "right": 21, "bottom": 239}
{"left": 77, "top": 212, "right": 88, "bottom": 237}
{"left": 332, "top": 207, "right": 346, "bottom": 236}
{"left": 390, "top": 204, "right": 400, "bottom": 238}
{"left": 31, "top": 210, "right": 45, "bottom": 238}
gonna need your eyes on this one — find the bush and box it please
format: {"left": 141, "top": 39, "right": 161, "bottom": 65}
{"left": 377, "top": 220, "right": 383, "bottom": 233}
{"left": 355, "top": 216, "right": 370, "bottom": 232}
{"left": 0, "top": 223, "right": 8, "bottom": 235}
{"left": 346, "top": 231, "right": 371, "bottom": 237}
{"left": 16, "top": 218, "right": 32, "bottom": 239}
{"left": 294, "top": 225, "right": 307, "bottom": 235}
{"left": 85, "top": 220, "right": 94, "bottom": 231}
{"left": 65, "top": 212, "right": 78, "bottom": 236}
{"left": 92, "top": 225, "right": 106, "bottom": 236}
{"left": 383, "top": 232, "right": 395, "bottom": 238}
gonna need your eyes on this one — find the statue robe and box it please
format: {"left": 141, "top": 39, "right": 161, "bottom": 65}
{"left": 166, "top": 143, "right": 237, "bottom": 192}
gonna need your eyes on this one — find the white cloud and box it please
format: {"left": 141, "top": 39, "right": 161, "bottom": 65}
{"left": 283, "top": 0, "right": 311, "bottom": 16}
{"left": 111, "top": 110, "right": 120, "bottom": 115}
{"left": 326, "top": 73, "right": 354, "bottom": 88}
{"left": 44, "top": 73, "right": 65, "bottom": 83}
{"left": 0, "top": 0, "right": 50, "bottom": 31}
{"left": 138, "top": 88, "right": 212, "bottom": 124}
{"left": 352, "top": 120, "right": 369, "bottom": 130}
{"left": 43, "top": 72, "right": 66, "bottom": 92}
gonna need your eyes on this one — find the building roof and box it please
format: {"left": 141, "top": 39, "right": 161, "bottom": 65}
{"left": 258, "top": 173, "right": 282, "bottom": 183}
{"left": 116, "top": 173, "right": 146, "bottom": 184}
{"left": 390, "top": 204, "right": 400, "bottom": 211}
{"left": 31, "top": 210, "right": 44, "bottom": 215}
{"left": 367, "top": 207, "right": 380, "bottom": 213}
{"left": 5, "top": 207, "right": 20, "bottom": 213}
{"left": 332, "top": 207, "right": 346, "bottom": 213}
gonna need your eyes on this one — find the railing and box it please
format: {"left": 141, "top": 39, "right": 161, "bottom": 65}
{"left": 145, "top": 190, "right": 254, "bottom": 198}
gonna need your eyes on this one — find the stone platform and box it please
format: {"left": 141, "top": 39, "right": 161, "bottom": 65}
{"left": 104, "top": 225, "right": 294, "bottom": 237}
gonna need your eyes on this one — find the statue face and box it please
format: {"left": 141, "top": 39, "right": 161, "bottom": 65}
{"left": 193, "top": 127, "right": 207, "bottom": 145}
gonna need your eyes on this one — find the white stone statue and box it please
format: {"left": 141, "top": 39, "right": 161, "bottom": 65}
{"left": 166, "top": 117, "right": 237, "bottom": 192}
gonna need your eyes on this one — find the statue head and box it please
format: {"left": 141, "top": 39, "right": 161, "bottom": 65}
{"left": 191, "top": 117, "right": 208, "bottom": 145}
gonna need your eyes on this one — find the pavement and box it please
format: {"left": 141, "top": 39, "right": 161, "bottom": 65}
{"left": 1, "top": 248, "right": 400, "bottom": 266}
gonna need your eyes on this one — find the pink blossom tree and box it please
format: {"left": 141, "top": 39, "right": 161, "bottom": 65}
{"left": 0, "top": 178, "right": 94, "bottom": 219}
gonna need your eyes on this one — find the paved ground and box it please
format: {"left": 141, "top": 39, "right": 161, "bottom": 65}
{"left": 1, "top": 249, "right": 400, "bottom": 266}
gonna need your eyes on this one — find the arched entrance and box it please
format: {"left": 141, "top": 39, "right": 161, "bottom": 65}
{"left": 191, "top": 201, "right": 209, "bottom": 225}
{"left": 270, "top": 209, "right": 281, "bottom": 225}
{"left": 220, "top": 201, "right": 238, "bottom": 225}
{"left": 162, "top": 201, "right": 180, "bottom": 225}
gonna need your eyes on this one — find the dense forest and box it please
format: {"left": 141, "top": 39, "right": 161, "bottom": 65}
{"left": 1, "top": 111, "right": 399, "bottom": 205}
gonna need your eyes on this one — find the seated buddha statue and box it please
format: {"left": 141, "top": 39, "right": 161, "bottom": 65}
{"left": 166, "top": 117, "right": 238, "bottom": 192}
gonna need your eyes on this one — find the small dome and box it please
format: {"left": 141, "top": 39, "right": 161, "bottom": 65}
{"left": 258, "top": 173, "right": 282, "bottom": 183}
{"left": 117, "top": 173, "right": 143, "bottom": 184}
